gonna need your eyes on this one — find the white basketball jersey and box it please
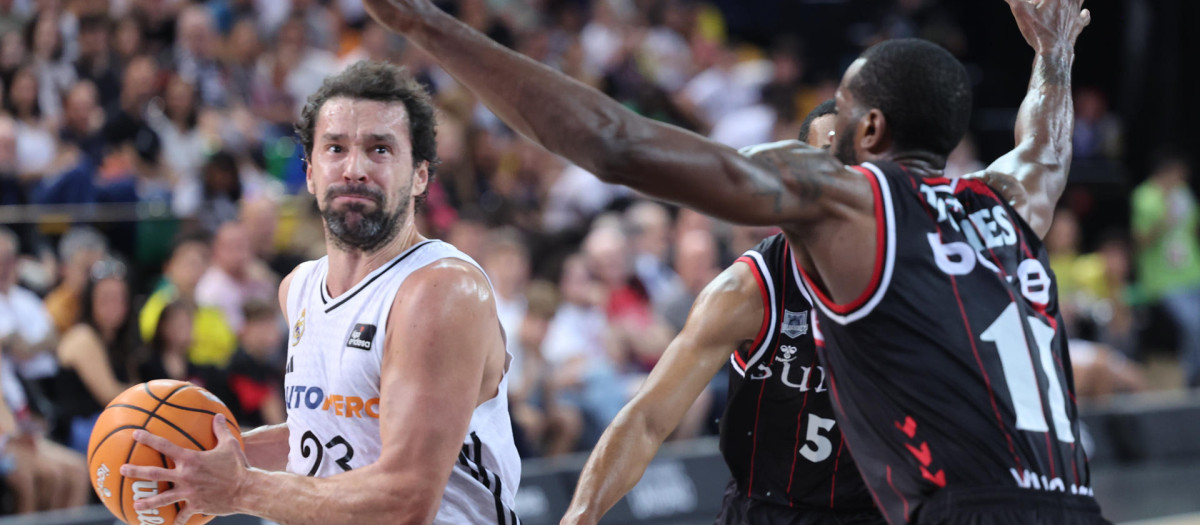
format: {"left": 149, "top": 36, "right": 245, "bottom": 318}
{"left": 283, "top": 240, "right": 522, "bottom": 524}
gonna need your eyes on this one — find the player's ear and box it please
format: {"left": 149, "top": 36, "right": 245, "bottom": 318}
{"left": 411, "top": 160, "right": 429, "bottom": 198}
{"left": 305, "top": 154, "right": 316, "bottom": 196}
{"left": 861, "top": 109, "right": 889, "bottom": 154}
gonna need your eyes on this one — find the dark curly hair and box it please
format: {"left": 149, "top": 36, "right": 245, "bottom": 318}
{"left": 296, "top": 61, "right": 439, "bottom": 207}
{"left": 848, "top": 39, "right": 972, "bottom": 158}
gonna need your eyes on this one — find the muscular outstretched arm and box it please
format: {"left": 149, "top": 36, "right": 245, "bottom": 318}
{"left": 972, "top": 0, "right": 1091, "bottom": 238}
{"left": 562, "top": 262, "right": 765, "bottom": 525}
{"left": 363, "top": 0, "right": 871, "bottom": 228}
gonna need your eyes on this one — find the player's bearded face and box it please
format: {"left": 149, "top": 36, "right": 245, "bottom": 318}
{"left": 322, "top": 182, "right": 407, "bottom": 252}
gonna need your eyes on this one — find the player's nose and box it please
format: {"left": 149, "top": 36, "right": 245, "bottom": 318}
{"left": 343, "top": 148, "right": 370, "bottom": 183}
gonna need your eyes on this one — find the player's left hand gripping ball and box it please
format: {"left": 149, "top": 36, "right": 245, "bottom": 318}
{"left": 121, "top": 414, "right": 251, "bottom": 525}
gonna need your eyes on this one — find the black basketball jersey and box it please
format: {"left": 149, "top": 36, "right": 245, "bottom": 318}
{"left": 718, "top": 233, "right": 876, "bottom": 513}
{"left": 796, "top": 161, "right": 1094, "bottom": 524}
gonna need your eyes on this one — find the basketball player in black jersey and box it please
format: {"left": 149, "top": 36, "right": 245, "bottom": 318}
{"left": 561, "top": 101, "right": 885, "bottom": 525}
{"left": 365, "top": 0, "right": 1101, "bottom": 523}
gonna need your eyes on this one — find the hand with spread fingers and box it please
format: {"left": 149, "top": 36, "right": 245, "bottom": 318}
{"left": 1006, "top": 0, "right": 1091, "bottom": 52}
{"left": 120, "top": 414, "right": 250, "bottom": 525}
{"left": 362, "top": 0, "right": 441, "bottom": 35}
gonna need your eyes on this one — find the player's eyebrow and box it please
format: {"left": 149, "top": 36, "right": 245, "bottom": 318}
{"left": 365, "top": 133, "right": 397, "bottom": 144}
{"left": 321, "top": 133, "right": 347, "bottom": 143}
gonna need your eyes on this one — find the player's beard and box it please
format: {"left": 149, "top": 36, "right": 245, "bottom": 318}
{"left": 322, "top": 184, "right": 407, "bottom": 253}
{"left": 833, "top": 120, "right": 859, "bottom": 166}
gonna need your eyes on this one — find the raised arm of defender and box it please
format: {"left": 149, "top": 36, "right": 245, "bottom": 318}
{"left": 561, "top": 262, "right": 767, "bottom": 525}
{"left": 971, "top": 0, "right": 1090, "bottom": 238}
{"left": 362, "top": 0, "right": 872, "bottom": 229}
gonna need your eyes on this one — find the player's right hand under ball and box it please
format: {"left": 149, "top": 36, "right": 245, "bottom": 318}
{"left": 121, "top": 414, "right": 251, "bottom": 525}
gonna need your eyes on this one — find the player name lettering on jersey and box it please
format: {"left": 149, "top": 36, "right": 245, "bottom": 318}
{"left": 748, "top": 345, "right": 828, "bottom": 393}
{"left": 1010, "top": 468, "right": 1094, "bottom": 497}
{"left": 920, "top": 182, "right": 1017, "bottom": 250}
{"left": 285, "top": 385, "right": 380, "bottom": 419}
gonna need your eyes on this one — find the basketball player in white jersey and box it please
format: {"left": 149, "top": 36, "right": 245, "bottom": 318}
{"left": 121, "top": 61, "right": 522, "bottom": 525}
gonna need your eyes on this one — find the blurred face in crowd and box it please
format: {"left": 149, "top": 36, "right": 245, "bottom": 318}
{"left": 0, "top": 33, "right": 24, "bottom": 71}
{"left": 32, "top": 15, "right": 60, "bottom": 59}
{"left": 64, "top": 82, "right": 99, "bottom": 135}
{"left": 167, "top": 241, "right": 210, "bottom": 295}
{"left": 242, "top": 317, "right": 283, "bottom": 360}
{"left": 213, "top": 223, "right": 253, "bottom": 278}
{"left": 228, "top": 19, "right": 260, "bottom": 66}
{"left": 1100, "top": 238, "right": 1130, "bottom": 284}
{"left": 627, "top": 202, "right": 671, "bottom": 261}
{"left": 161, "top": 305, "right": 194, "bottom": 351}
{"left": 77, "top": 21, "right": 109, "bottom": 61}
{"left": 361, "top": 22, "right": 390, "bottom": 60}
{"left": 308, "top": 98, "right": 429, "bottom": 253}
{"left": 10, "top": 68, "right": 38, "bottom": 117}
{"left": 674, "top": 229, "right": 719, "bottom": 294}
{"left": 1153, "top": 160, "right": 1190, "bottom": 189}
{"left": 122, "top": 56, "right": 159, "bottom": 108}
{"left": 165, "top": 75, "right": 197, "bottom": 123}
{"left": 1045, "top": 209, "right": 1080, "bottom": 256}
{"left": 92, "top": 277, "right": 129, "bottom": 335}
{"left": 560, "top": 255, "right": 601, "bottom": 307}
{"left": 67, "top": 245, "right": 105, "bottom": 290}
{"left": 241, "top": 198, "right": 279, "bottom": 258}
{"left": 114, "top": 18, "right": 142, "bottom": 59}
{"left": 583, "top": 227, "right": 629, "bottom": 289}
{"left": 483, "top": 242, "right": 530, "bottom": 299}
{"left": 178, "top": 7, "right": 216, "bottom": 60}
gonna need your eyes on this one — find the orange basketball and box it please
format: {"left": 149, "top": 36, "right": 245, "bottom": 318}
{"left": 87, "top": 379, "right": 244, "bottom": 525}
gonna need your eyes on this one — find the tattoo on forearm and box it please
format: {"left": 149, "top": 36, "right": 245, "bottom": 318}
{"left": 748, "top": 149, "right": 828, "bottom": 213}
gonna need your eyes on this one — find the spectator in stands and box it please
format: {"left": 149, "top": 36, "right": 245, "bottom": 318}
{"left": 0, "top": 340, "right": 89, "bottom": 515}
{"left": 73, "top": 14, "right": 121, "bottom": 111}
{"left": 53, "top": 258, "right": 137, "bottom": 453}
{"left": 583, "top": 224, "right": 675, "bottom": 373}
{"left": 148, "top": 73, "right": 210, "bottom": 205}
{"left": 25, "top": 11, "right": 75, "bottom": 121}
{"left": 100, "top": 54, "right": 158, "bottom": 152}
{"left": 139, "top": 232, "right": 236, "bottom": 367}
{"left": 58, "top": 80, "right": 106, "bottom": 164}
{"left": 194, "top": 151, "right": 243, "bottom": 232}
{"left": 1132, "top": 152, "right": 1200, "bottom": 387}
{"left": 136, "top": 300, "right": 216, "bottom": 387}
{"left": 223, "top": 18, "right": 263, "bottom": 109}
{"left": 241, "top": 196, "right": 303, "bottom": 278}
{"left": 196, "top": 221, "right": 274, "bottom": 333}
{"left": 512, "top": 280, "right": 584, "bottom": 457}
{"left": 543, "top": 253, "right": 629, "bottom": 445}
{"left": 6, "top": 65, "right": 57, "bottom": 180}
{"left": 624, "top": 201, "right": 682, "bottom": 307}
{"left": 0, "top": 228, "right": 57, "bottom": 383}
{"left": 0, "top": 115, "right": 21, "bottom": 206}
{"left": 658, "top": 228, "right": 721, "bottom": 332}
{"left": 43, "top": 227, "right": 107, "bottom": 334}
{"left": 223, "top": 301, "right": 286, "bottom": 429}
{"left": 171, "top": 5, "right": 227, "bottom": 108}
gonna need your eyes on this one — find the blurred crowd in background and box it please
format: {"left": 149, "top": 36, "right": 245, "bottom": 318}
{"left": 0, "top": 0, "right": 1196, "bottom": 516}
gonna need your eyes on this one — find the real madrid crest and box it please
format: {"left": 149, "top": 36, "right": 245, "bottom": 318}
{"left": 292, "top": 307, "right": 306, "bottom": 346}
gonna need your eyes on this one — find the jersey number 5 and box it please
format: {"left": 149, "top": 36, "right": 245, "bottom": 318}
{"left": 980, "top": 302, "right": 1075, "bottom": 443}
{"left": 799, "top": 413, "right": 838, "bottom": 463}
